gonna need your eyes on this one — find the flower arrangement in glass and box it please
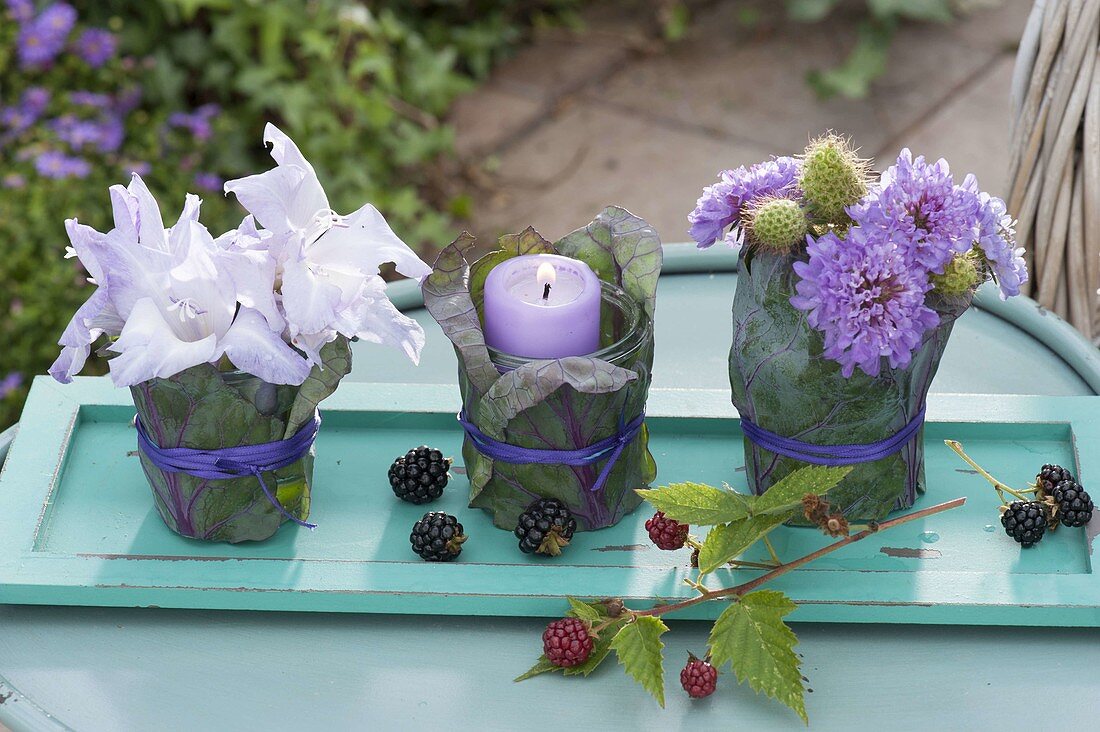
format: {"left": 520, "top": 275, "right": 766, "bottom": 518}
{"left": 689, "top": 134, "right": 1029, "bottom": 520}
{"left": 50, "top": 124, "right": 431, "bottom": 542}
{"left": 422, "top": 208, "right": 661, "bottom": 531}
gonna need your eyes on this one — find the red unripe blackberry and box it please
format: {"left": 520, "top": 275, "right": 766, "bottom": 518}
{"left": 542, "top": 617, "right": 593, "bottom": 668}
{"left": 680, "top": 655, "right": 718, "bottom": 699}
{"left": 645, "top": 511, "right": 689, "bottom": 550}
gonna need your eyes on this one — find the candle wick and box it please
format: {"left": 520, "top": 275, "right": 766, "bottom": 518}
{"left": 542, "top": 282, "right": 551, "bottom": 301}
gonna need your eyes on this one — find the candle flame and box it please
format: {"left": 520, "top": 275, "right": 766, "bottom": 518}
{"left": 536, "top": 262, "right": 556, "bottom": 288}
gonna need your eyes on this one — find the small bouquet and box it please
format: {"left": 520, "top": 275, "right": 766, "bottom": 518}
{"left": 690, "top": 134, "right": 1028, "bottom": 519}
{"left": 51, "top": 124, "right": 431, "bottom": 542}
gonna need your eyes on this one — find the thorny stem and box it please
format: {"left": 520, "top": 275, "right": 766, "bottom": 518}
{"left": 944, "top": 440, "right": 1031, "bottom": 502}
{"left": 630, "top": 497, "right": 966, "bottom": 619}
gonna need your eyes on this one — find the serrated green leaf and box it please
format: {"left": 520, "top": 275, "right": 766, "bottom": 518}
{"left": 514, "top": 655, "right": 560, "bottom": 682}
{"left": 709, "top": 590, "right": 806, "bottom": 722}
{"left": 610, "top": 616, "right": 668, "bottom": 707}
{"left": 637, "top": 482, "right": 751, "bottom": 525}
{"left": 697, "top": 514, "right": 787, "bottom": 574}
{"left": 753, "top": 466, "right": 852, "bottom": 516}
{"left": 566, "top": 597, "right": 604, "bottom": 623}
{"left": 564, "top": 618, "right": 626, "bottom": 677}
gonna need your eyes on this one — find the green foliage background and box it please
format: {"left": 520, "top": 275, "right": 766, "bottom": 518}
{"left": 0, "top": 0, "right": 575, "bottom": 429}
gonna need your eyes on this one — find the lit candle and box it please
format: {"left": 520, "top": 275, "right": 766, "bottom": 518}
{"left": 483, "top": 253, "right": 602, "bottom": 359}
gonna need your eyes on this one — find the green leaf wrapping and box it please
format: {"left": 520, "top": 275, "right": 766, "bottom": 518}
{"left": 423, "top": 208, "right": 663, "bottom": 530}
{"left": 730, "top": 250, "right": 964, "bottom": 521}
{"left": 637, "top": 482, "right": 751, "bottom": 525}
{"left": 697, "top": 514, "right": 788, "bottom": 574}
{"left": 285, "top": 336, "right": 352, "bottom": 437}
{"left": 129, "top": 365, "right": 313, "bottom": 543}
{"left": 708, "top": 590, "right": 806, "bottom": 722}
{"left": 610, "top": 616, "right": 668, "bottom": 707}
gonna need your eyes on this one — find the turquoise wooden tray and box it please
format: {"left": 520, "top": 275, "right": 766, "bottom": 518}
{"left": 1, "top": 376, "right": 1097, "bottom": 625}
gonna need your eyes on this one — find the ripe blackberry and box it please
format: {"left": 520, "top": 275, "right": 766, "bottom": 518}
{"left": 1036, "top": 464, "right": 1076, "bottom": 493}
{"left": 409, "top": 511, "right": 467, "bottom": 561}
{"left": 1050, "top": 480, "right": 1094, "bottom": 528}
{"left": 515, "top": 498, "right": 577, "bottom": 556}
{"left": 645, "top": 511, "right": 689, "bottom": 550}
{"left": 680, "top": 655, "right": 718, "bottom": 699}
{"left": 542, "top": 617, "right": 593, "bottom": 668}
{"left": 389, "top": 446, "right": 451, "bottom": 504}
{"left": 1000, "top": 500, "right": 1049, "bottom": 547}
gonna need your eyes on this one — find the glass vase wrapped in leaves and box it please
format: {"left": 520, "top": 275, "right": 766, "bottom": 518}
{"left": 50, "top": 124, "right": 431, "bottom": 542}
{"left": 422, "top": 207, "right": 661, "bottom": 531}
{"left": 689, "top": 134, "right": 1029, "bottom": 520}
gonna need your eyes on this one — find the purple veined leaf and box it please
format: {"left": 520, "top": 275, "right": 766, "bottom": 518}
{"left": 467, "top": 227, "right": 556, "bottom": 313}
{"left": 421, "top": 233, "right": 499, "bottom": 394}
{"left": 475, "top": 357, "right": 638, "bottom": 438}
{"left": 555, "top": 206, "right": 663, "bottom": 319}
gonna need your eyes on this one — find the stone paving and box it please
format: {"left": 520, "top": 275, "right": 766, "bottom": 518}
{"left": 450, "top": 0, "right": 1033, "bottom": 248}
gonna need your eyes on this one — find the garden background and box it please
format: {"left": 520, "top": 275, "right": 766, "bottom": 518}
{"left": 0, "top": 0, "right": 1029, "bottom": 429}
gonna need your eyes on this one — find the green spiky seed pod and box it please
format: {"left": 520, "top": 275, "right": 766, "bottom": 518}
{"left": 799, "top": 133, "right": 871, "bottom": 226}
{"left": 931, "top": 249, "right": 983, "bottom": 295}
{"left": 744, "top": 196, "right": 808, "bottom": 253}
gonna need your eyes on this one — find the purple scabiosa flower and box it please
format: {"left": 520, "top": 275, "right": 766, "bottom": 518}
{"left": 17, "top": 2, "right": 76, "bottom": 68}
{"left": 5, "top": 0, "right": 33, "bottom": 24}
{"left": 74, "top": 28, "right": 116, "bottom": 68}
{"left": 2, "top": 173, "right": 26, "bottom": 189}
{"left": 35, "top": 150, "right": 90, "bottom": 179}
{"left": 850, "top": 149, "right": 979, "bottom": 275}
{"left": 193, "top": 171, "right": 224, "bottom": 193}
{"left": 960, "top": 175, "right": 1028, "bottom": 299}
{"left": 689, "top": 156, "right": 801, "bottom": 248}
{"left": 0, "top": 372, "right": 23, "bottom": 398}
{"left": 0, "top": 107, "right": 34, "bottom": 133}
{"left": 791, "top": 226, "right": 940, "bottom": 378}
{"left": 51, "top": 114, "right": 100, "bottom": 149}
{"left": 69, "top": 91, "right": 112, "bottom": 109}
{"left": 94, "top": 114, "right": 124, "bottom": 152}
{"left": 0, "top": 88, "right": 51, "bottom": 133}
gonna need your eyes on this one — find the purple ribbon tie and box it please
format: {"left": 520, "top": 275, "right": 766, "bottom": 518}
{"left": 457, "top": 410, "right": 645, "bottom": 493}
{"left": 135, "top": 412, "right": 321, "bottom": 529}
{"left": 740, "top": 406, "right": 926, "bottom": 466}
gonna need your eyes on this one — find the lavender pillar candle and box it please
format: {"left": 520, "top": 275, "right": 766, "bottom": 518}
{"left": 483, "top": 253, "right": 601, "bottom": 358}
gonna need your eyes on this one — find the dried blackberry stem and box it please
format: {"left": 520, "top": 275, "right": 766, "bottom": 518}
{"left": 944, "top": 440, "right": 1032, "bottom": 503}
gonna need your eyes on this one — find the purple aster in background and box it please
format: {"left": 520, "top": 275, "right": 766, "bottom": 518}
{"left": 0, "top": 372, "right": 23, "bottom": 399}
{"left": 115, "top": 88, "right": 142, "bottom": 114}
{"left": 123, "top": 160, "right": 151, "bottom": 176}
{"left": 35, "top": 150, "right": 90, "bottom": 179}
{"left": 74, "top": 28, "right": 117, "bottom": 67}
{"left": 16, "top": 2, "right": 76, "bottom": 68}
{"left": 791, "top": 226, "right": 940, "bottom": 378}
{"left": 69, "top": 91, "right": 112, "bottom": 109}
{"left": 2, "top": 173, "right": 26, "bottom": 189}
{"left": 5, "top": 0, "right": 33, "bottom": 23}
{"left": 193, "top": 171, "right": 224, "bottom": 193}
{"left": 851, "top": 149, "right": 980, "bottom": 275}
{"left": 167, "top": 104, "right": 220, "bottom": 142}
{"left": 689, "top": 156, "right": 801, "bottom": 248}
{"left": 22, "top": 87, "right": 51, "bottom": 115}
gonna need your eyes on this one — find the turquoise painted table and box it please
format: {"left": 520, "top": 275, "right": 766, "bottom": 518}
{"left": 2, "top": 244, "right": 1100, "bottom": 731}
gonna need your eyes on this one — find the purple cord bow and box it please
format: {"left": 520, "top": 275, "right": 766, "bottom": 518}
{"left": 457, "top": 410, "right": 645, "bottom": 493}
{"left": 135, "top": 413, "right": 321, "bottom": 529}
{"left": 740, "top": 406, "right": 926, "bottom": 466}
